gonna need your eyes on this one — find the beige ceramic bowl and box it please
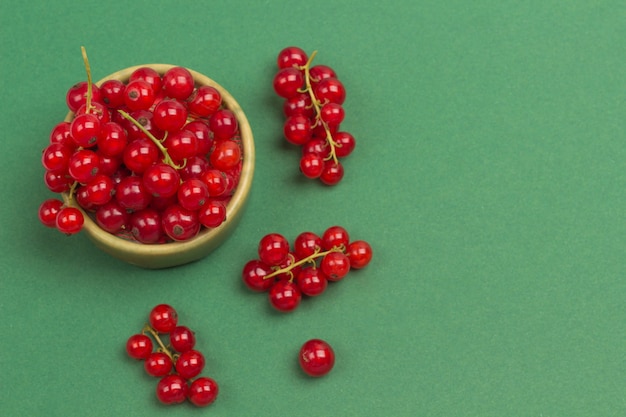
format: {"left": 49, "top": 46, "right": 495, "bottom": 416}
{"left": 62, "top": 64, "right": 254, "bottom": 269}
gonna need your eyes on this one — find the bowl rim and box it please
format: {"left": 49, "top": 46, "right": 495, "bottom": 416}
{"left": 62, "top": 64, "right": 254, "bottom": 268}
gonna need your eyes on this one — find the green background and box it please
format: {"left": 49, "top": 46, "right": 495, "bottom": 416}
{"left": 1, "top": 0, "right": 624, "bottom": 415}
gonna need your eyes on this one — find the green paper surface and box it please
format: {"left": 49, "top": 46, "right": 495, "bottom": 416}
{"left": 1, "top": 1, "right": 624, "bottom": 416}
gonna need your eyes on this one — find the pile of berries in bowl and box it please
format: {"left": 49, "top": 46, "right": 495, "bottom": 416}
{"left": 39, "top": 57, "right": 254, "bottom": 268}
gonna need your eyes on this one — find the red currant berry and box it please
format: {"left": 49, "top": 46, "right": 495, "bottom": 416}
{"left": 273, "top": 67, "right": 304, "bottom": 99}
{"left": 347, "top": 240, "right": 373, "bottom": 269}
{"left": 200, "top": 169, "right": 228, "bottom": 197}
{"left": 84, "top": 174, "right": 114, "bottom": 206}
{"left": 100, "top": 79, "right": 126, "bottom": 108}
{"left": 283, "top": 93, "right": 314, "bottom": 118}
{"left": 129, "top": 66, "right": 162, "bottom": 93}
{"left": 177, "top": 178, "right": 209, "bottom": 211}
{"left": 142, "top": 162, "right": 181, "bottom": 198}
{"left": 130, "top": 209, "right": 163, "bottom": 244}
{"left": 283, "top": 115, "right": 312, "bottom": 145}
{"left": 319, "top": 102, "right": 345, "bottom": 127}
{"left": 68, "top": 149, "right": 100, "bottom": 183}
{"left": 242, "top": 259, "right": 274, "bottom": 292}
{"left": 258, "top": 233, "right": 290, "bottom": 266}
{"left": 144, "top": 352, "right": 173, "bottom": 377}
{"left": 162, "top": 66, "right": 195, "bottom": 100}
{"left": 313, "top": 77, "right": 346, "bottom": 105}
{"left": 333, "top": 131, "right": 356, "bottom": 158}
{"left": 97, "top": 154, "right": 122, "bottom": 177}
{"left": 97, "top": 122, "right": 128, "bottom": 157}
{"left": 209, "top": 109, "right": 239, "bottom": 140}
{"left": 44, "top": 170, "right": 73, "bottom": 192}
{"left": 188, "top": 377, "right": 219, "bottom": 407}
{"left": 293, "top": 231, "right": 322, "bottom": 259}
{"left": 55, "top": 206, "right": 84, "bottom": 235}
{"left": 95, "top": 200, "right": 130, "bottom": 233}
{"left": 269, "top": 279, "right": 302, "bottom": 312}
{"left": 66, "top": 81, "right": 102, "bottom": 112}
{"left": 124, "top": 79, "right": 155, "bottom": 111}
{"left": 187, "top": 85, "right": 222, "bottom": 117}
{"left": 156, "top": 374, "right": 188, "bottom": 405}
{"left": 161, "top": 204, "right": 200, "bottom": 241}
{"left": 296, "top": 267, "right": 328, "bottom": 297}
{"left": 126, "top": 333, "right": 154, "bottom": 360}
{"left": 38, "top": 198, "right": 64, "bottom": 228}
{"left": 49, "top": 121, "right": 74, "bottom": 147}
{"left": 209, "top": 139, "right": 241, "bottom": 171}
{"left": 179, "top": 155, "right": 209, "bottom": 181}
{"left": 175, "top": 349, "right": 205, "bottom": 379}
{"left": 185, "top": 121, "right": 213, "bottom": 156}
{"left": 163, "top": 129, "right": 198, "bottom": 162}
{"left": 75, "top": 101, "right": 110, "bottom": 124}
{"left": 121, "top": 110, "right": 164, "bottom": 141}
{"left": 115, "top": 175, "right": 152, "bottom": 211}
{"left": 277, "top": 46, "right": 308, "bottom": 69}
{"left": 299, "top": 153, "right": 324, "bottom": 178}
{"left": 70, "top": 113, "right": 101, "bottom": 148}
{"left": 152, "top": 99, "right": 188, "bottom": 132}
{"left": 122, "top": 138, "right": 159, "bottom": 174}
{"left": 302, "top": 138, "right": 329, "bottom": 157}
{"left": 319, "top": 160, "right": 344, "bottom": 185}
{"left": 322, "top": 226, "right": 350, "bottom": 250}
{"left": 149, "top": 304, "right": 178, "bottom": 333}
{"left": 320, "top": 251, "right": 351, "bottom": 281}
{"left": 198, "top": 199, "right": 226, "bottom": 228}
{"left": 309, "top": 64, "right": 337, "bottom": 83}
{"left": 42, "top": 143, "right": 73, "bottom": 172}
{"left": 299, "top": 339, "right": 335, "bottom": 377}
{"left": 170, "top": 325, "right": 196, "bottom": 352}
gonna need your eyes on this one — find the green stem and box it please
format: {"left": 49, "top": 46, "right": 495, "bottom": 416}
{"left": 264, "top": 245, "right": 345, "bottom": 281}
{"left": 142, "top": 325, "right": 175, "bottom": 361}
{"left": 80, "top": 46, "right": 94, "bottom": 114}
{"left": 301, "top": 51, "right": 339, "bottom": 164}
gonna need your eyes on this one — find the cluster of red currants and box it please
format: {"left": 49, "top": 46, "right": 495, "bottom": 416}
{"left": 242, "top": 225, "right": 373, "bottom": 312}
{"left": 38, "top": 49, "right": 242, "bottom": 242}
{"left": 272, "top": 46, "right": 355, "bottom": 185}
{"left": 125, "top": 304, "right": 219, "bottom": 407}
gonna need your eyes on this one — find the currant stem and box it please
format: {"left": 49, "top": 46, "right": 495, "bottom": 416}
{"left": 80, "top": 46, "right": 94, "bottom": 114}
{"left": 117, "top": 110, "right": 183, "bottom": 169}
{"left": 142, "top": 324, "right": 175, "bottom": 361}
{"left": 264, "top": 245, "right": 345, "bottom": 281}
{"left": 301, "top": 50, "right": 339, "bottom": 164}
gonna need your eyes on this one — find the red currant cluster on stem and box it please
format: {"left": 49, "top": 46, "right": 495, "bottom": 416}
{"left": 242, "top": 225, "right": 373, "bottom": 312}
{"left": 272, "top": 46, "right": 356, "bottom": 185}
{"left": 125, "top": 304, "right": 219, "bottom": 407}
{"left": 38, "top": 47, "right": 242, "bottom": 242}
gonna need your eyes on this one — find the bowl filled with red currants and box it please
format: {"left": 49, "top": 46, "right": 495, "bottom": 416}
{"left": 39, "top": 52, "right": 254, "bottom": 269}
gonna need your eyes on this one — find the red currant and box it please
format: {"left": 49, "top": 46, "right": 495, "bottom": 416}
{"left": 126, "top": 333, "right": 154, "bottom": 360}
{"left": 66, "top": 81, "right": 102, "bottom": 112}
{"left": 273, "top": 67, "right": 304, "bottom": 99}
{"left": 177, "top": 179, "right": 209, "bottom": 211}
{"left": 163, "top": 129, "right": 198, "bottom": 162}
{"left": 124, "top": 79, "right": 155, "bottom": 111}
{"left": 115, "top": 175, "right": 153, "bottom": 211}
{"left": 283, "top": 93, "right": 314, "bottom": 118}
{"left": 200, "top": 169, "right": 228, "bottom": 197}
{"left": 319, "top": 102, "right": 345, "bottom": 127}
{"left": 321, "top": 225, "right": 350, "bottom": 250}
{"left": 242, "top": 259, "right": 274, "bottom": 292}
{"left": 68, "top": 149, "right": 100, "bottom": 183}
{"left": 258, "top": 233, "right": 290, "bottom": 266}
{"left": 277, "top": 46, "right": 308, "bottom": 69}
{"left": 347, "top": 240, "right": 373, "bottom": 269}
{"left": 162, "top": 66, "right": 195, "bottom": 100}
{"left": 129, "top": 66, "right": 162, "bottom": 93}
{"left": 283, "top": 115, "right": 312, "bottom": 145}
{"left": 156, "top": 374, "right": 188, "bottom": 405}
{"left": 38, "top": 198, "right": 64, "bottom": 228}
{"left": 209, "top": 109, "right": 238, "bottom": 140}
{"left": 44, "top": 170, "right": 73, "bottom": 192}
{"left": 299, "top": 153, "right": 324, "bottom": 178}
{"left": 149, "top": 304, "right": 178, "bottom": 333}
{"left": 188, "top": 377, "right": 219, "bottom": 407}
{"left": 169, "top": 325, "right": 196, "bottom": 353}
{"left": 144, "top": 352, "right": 173, "bottom": 377}
{"left": 49, "top": 121, "right": 73, "bottom": 147}
{"left": 185, "top": 121, "right": 213, "bottom": 156}
{"left": 209, "top": 139, "right": 241, "bottom": 171}
{"left": 95, "top": 200, "right": 129, "bottom": 233}
{"left": 309, "top": 64, "right": 337, "bottom": 82}
{"left": 142, "top": 163, "right": 181, "bottom": 198}
{"left": 55, "top": 207, "right": 84, "bottom": 235}
{"left": 187, "top": 85, "right": 222, "bottom": 117}
{"left": 122, "top": 138, "right": 159, "bottom": 174}
{"left": 293, "top": 231, "right": 322, "bottom": 259}
{"left": 299, "top": 339, "right": 335, "bottom": 377}
{"left": 97, "top": 122, "right": 128, "bottom": 157}
{"left": 130, "top": 209, "right": 163, "bottom": 244}
{"left": 152, "top": 99, "right": 188, "bottom": 132}
{"left": 198, "top": 199, "right": 226, "bottom": 228}
{"left": 70, "top": 113, "right": 101, "bottom": 148}
{"left": 320, "top": 251, "right": 351, "bottom": 281}
{"left": 83, "top": 174, "right": 114, "bottom": 206}
{"left": 313, "top": 77, "right": 346, "bottom": 104}
{"left": 175, "top": 349, "right": 205, "bottom": 379}
{"left": 269, "top": 279, "right": 301, "bottom": 312}
{"left": 41, "top": 143, "right": 73, "bottom": 172}
{"left": 319, "top": 160, "right": 344, "bottom": 185}
{"left": 295, "top": 267, "right": 328, "bottom": 296}
{"left": 99, "top": 79, "right": 126, "bottom": 108}
{"left": 161, "top": 204, "right": 200, "bottom": 241}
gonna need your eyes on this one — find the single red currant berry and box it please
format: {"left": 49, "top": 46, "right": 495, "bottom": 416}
{"left": 185, "top": 121, "right": 213, "bottom": 156}
{"left": 322, "top": 225, "right": 350, "bottom": 250}
{"left": 162, "top": 66, "right": 195, "bottom": 100}
{"left": 68, "top": 149, "right": 100, "bottom": 183}
{"left": 122, "top": 138, "right": 159, "bottom": 174}
{"left": 44, "top": 170, "right": 73, "bottom": 192}
{"left": 188, "top": 377, "right": 219, "bottom": 407}
{"left": 334, "top": 131, "right": 356, "bottom": 158}
{"left": 149, "top": 304, "right": 178, "bottom": 333}
{"left": 347, "top": 240, "right": 373, "bottom": 269}
{"left": 95, "top": 200, "right": 130, "bottom": 233}
{"left": 175, "top": 349, "right": 205, "bottom": 379}
{"left": 42, "top": 143, "right": 73, "bottom": 172}
{"left": 283, "top": 93, "right": 314, "bottom": 118}
{"left": 129, "top": 66, "right": 162, "bottom": 94}
{"left": 170, "top": 325, "right": 196, "bottom": 353}
{"left": 84, "top": 174, "right": 115, "bottom": 206}
{"left": 49, "top": 121, "right": 74, "bottom": 147}
{"left": 129, "top": 209, "right": 163, "bottom": 244}
{"left": 309, "top": 65, "right": 337, "bottom": 83}
{"left": 277, "top": 46, "right": 308, "bottom": 69}
{"left": 156, "top": 374, "right": 188, "bottom": 405}
{"left": 320, "top": 251, "right": 351, "bottom": 281}
{"left": 302, "top": 138, "right": 329, "bottom": 157}
{"left": 187, "top": 85, "right": 222, "bottom": 117}
{"left": 70, "top": 112, "right": 101, "bottom": 148}
{"left": 38, "top": 198, "right": 64, "bottom": 228}
{"left": 125, "top": 333, "right": 154, "bottom": 360}
{"left": 319, "top": 160, "right": 344, "bottom": 185}
{"left": 142, "top": 163, "right": 181, "bottom": 198}
{"left": 273, "top": 67, "right": 304, "bottom": 99}
{"left": 295, "top": 267, "right": 328, "bottom": 297}
{"left": 313, "top": 77, "right": 346, "bottom": 104}
{"left": 97, "top": 122, "right": 128, "bottom": 157}
{"left": 177, "top": 178, "right": 209, "bottom": 211}
{"left": 283, "top": 115, "right": 312, "bottom": 145}
{"left": 198, "top": 199, "right": 226, "bottom": 228}
{"left": 269, "top": 280, "right": 302, "bottom": 312}
{"left": 121, "top": 110, "right": 164, "bottom": 141}
{"left": 209, "top": 109, "right": 239, "bottom": 140}
{"left": 56, "top": 207, "right": 85, "bottom": 235}
{"left": 293, "top": 231, "right": 322, "bottom": 259}
{"left": 124, "top": 79, "right": 156, "bottom": 111}
{"left": 209, "top": 139, "right": 241, "bottom": 171}
{"left": 242, "top": 259, "right": 274, "bottom": 292}
{"left": 99, "top": 79, "right": 126, "bottom": 108}
{"left": 115, "top": 175, "right": 153, "bottom": 211}
{"left": 152, "top": 99, "right": 188, "bottom": 132}
{"left": 179, "top": 155, "right": 209, "bottom": 181}
{"left": 299, "top": 339, "right": 335, "bottom": 377}
{"left": 75, "top": 101, "right": 110, "bottom": 124}
{"left": 258, "top": 233, "right": 290, "bottom": 266}
{"left": 66, "top": 81, "right": 102, "bottom": 112}
{"left": 201, "top": 169, "right": 228, "bottom": 197}
{"left": 161, "top": 204, "right": 200, "bottom": 241}
{"left": 163, "top": 129, "right": 198, "bottom": 162}
{"left": 319, "top": 102, "right": 345, "bottom": 127}
{"left": 144, "top": 352, "right": 173, "bottom": 377}
{"left": 299, "top": 153, "right": 324, "bottom": 178}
